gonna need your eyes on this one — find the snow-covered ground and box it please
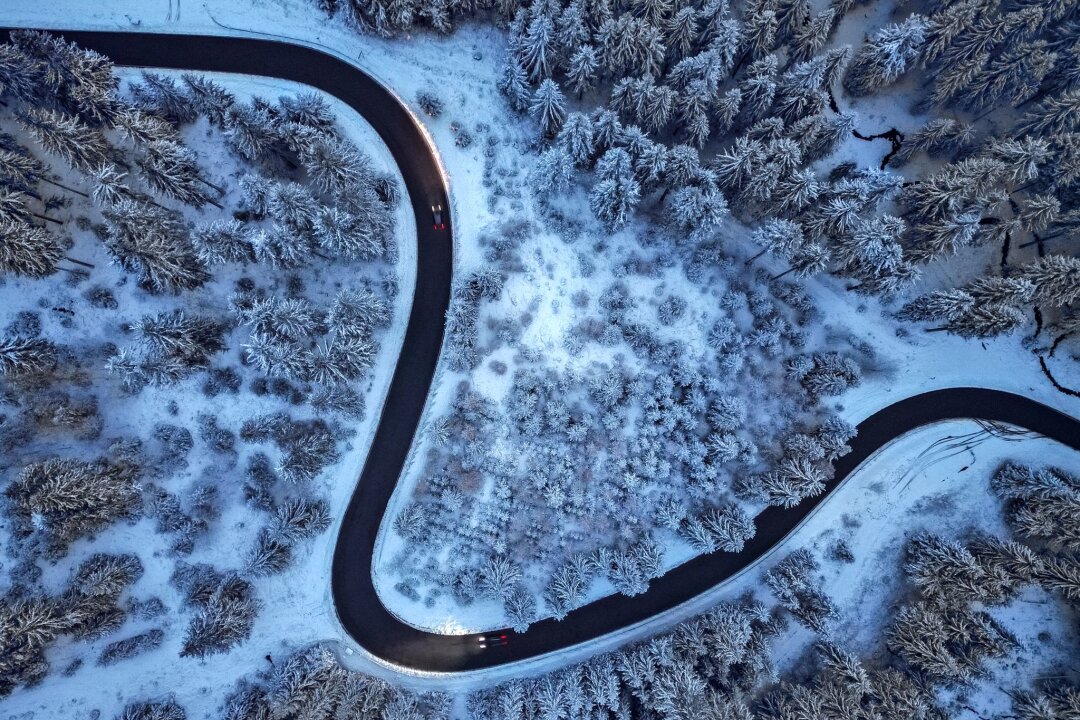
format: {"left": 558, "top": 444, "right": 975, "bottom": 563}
{"left": 2, "top": 2, "right": 1079, "bottom": 717}
{"left": 0, "top": 65, "right": 415, "bottom": 718}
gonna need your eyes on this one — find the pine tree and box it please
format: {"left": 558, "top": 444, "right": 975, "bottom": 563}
{"left": 90, "top": 164, "right": 134, "bottom": 207}
{"left": 843, "top": 15, "right": 928, "bottom": 96}
{"left": 664, "top": 6, "right": 698, "bottom": 58}
{"left": 749, "top": 217, "right": 805, "bottom": 263}
{"left": 791, "top": 8, "right": 839, "bottom": 62}
{"left": 533, "top": 146, "right": 575, "bottom": 193}
{"left": 113, "top": 107, "right": 179, "bottom": 147}
{"left": 498, "top": 57, "right": 532, "bottom": 114}
{"left": 6, "top": 457, "right": 141, "bottom": 557}
{"left": 299, "top": 135, "right": 367, "bottom": 196}
{"left": 129, "top": 71, "right": 197, "bottom": 125}
{"left": 744, "top": 9, "right": 779, "bottom": 60}
{"left": 179, "top": 574, "right": 259, "bottom": 657}
{"left": 235, "top": 295, "right": 318, "bottom": 341}
{"left": 520, "top": 12, "right": 557, "bottom": 80}
{"left": 133, "top": 310, "right": 226, "bottom": 366}
{"left": 137, "top": 140, "right": 215, "bottom": 208}
{"left": 0, "top": 42, "right": 39, "bottom": 103}
{"left": 710, "top": 87, "right": 741, "bottom": 139}
{"left": 557, "top": 112, "right": 596, "bottom": 167}
{"left": 1018, "top": 255, "right": 1080, "bottom": 306}
{"left": 0, "top": 220, "right": 64, "bottom": 278}
{"left": 327, "top": 287, "right": 392, "bottom": 338}
{"left": 774, "top": 168, "right": 823, "bottom": 215}
{"left": 530, "top": 79, "right": 567, "bottom": 137}
{"left": 314, "top": 206, "right": 382, "bottom": 260}
{"left": 898, "top": 288, "right": 976, "bottom": 322}
{"left": 101, "top": 200, "right": 209, "bottom": 293}
{"left": 182, "top": 73, "right": 236, "bottom": 127}
{"left": 1016, "top": 89, "right": 1080, "bottom": 136}
{"left": 17, "top": 107, "right": 112, "bottom": 172}
{"left": 590, "top": 148, "right": 642, "bottom": 228}
{"left": 556, "top": 1, "right": 590, "bottom": 59}
{"left": 740, "top": 56, "right": 779, "bottom": 122}
{"left": 191, "top": 219, "right": 255, "bottom": 266}
{"left": 115, "top": 699, "right": 187, "bottom": 720}
{"left": 503, "top": 586, "right": 537, "bottom": 632}
{"left": 0, "top": 335, "right": 57, "bottom": 376}
{"left": 566, "top": 45, "right": 600, "bottom": 97}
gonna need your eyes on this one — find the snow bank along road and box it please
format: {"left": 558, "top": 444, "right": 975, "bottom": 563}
{"left": 8, "top": 28, "right": 1080, "bottom": 674}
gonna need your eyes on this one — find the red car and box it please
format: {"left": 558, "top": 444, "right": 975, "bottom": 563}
{"left": 431, "top": 204, "right": 446, "bottom": 230}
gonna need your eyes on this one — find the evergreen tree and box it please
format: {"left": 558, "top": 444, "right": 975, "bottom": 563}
{"left": 0, "top": 335, "right": 57, "bottom": 376}
{"left": 1016, "top": 89, "right": 1080, "bottom": 137}
{"left": 138, "top": 140, "right": 216, "bottom": 208}
{"left": 844, "top": 15, "right": 928, "bottom": 96}
{"left": 0, "top": 220, "right": 63, "bottom": 278}
{"left": 6, "top": 457, "right": 141, "bottom": 557}
{"left": 566, "top": 45, "right": 600, "bottom": 97}
{"left": 101, "top": 200, "right": 209, "bottom": 293}
{"left": 182, "top": 73, "right": 236, "bottom": 127}
{"left": 529, "top": 79, "right": 567, "bottom": 137}
{"left": 129, "top": 72, "right": 198, "bottom": 126}
{"left": 191, "top": 219, "right": 255, "bottom": 266}
{"left": 498, "top": 58, "right": 532, "bottom": 113}
{"left": 557, "top": 112, "right": 596, "bottom": 167}
{"left": 1018, "top": 255, "right": 1080, "bottom": 306}
{"left": 590, "top": 148, "right": 642, "bottom": 227}
{"left": 17, "top": 107, "right": 112, "bottom": 172}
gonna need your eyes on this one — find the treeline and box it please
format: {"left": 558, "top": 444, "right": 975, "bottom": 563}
{"left": 317, "top": 0, "right": 1079, "bottom": 353}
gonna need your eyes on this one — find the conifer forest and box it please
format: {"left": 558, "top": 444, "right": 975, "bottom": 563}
{"left": 0, "top": 0, "right": 1078, "bottom": 716}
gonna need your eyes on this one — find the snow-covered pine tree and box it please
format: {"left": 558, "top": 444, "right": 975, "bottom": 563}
{"left": 791, "top": 8, "right": 839, "bottom": 62}
{"left": 520, "top": 11, "right": 557, "bottom": 81}
{"left": 17, "top": 107, "right": 112, "bottom": 172}
{"left": 529, "top": 78, "right": 567, "bottom": 137}
{"left": 0, "top": 220, "right": 63, "bottom": 278}
{"left": 129, "top": 71, "right": 198, "bottom": 126}
{"left": 137, "top": 140, "right": 216, "bottom": 208}
{"left": 6, "top": 457, "right": 141, "bottom": 557}
{"left": 190, "top": 219, "right": 255, "bottom": 266}
{"left": 843, "top": 15, "right": 928, "bottom": 96}
{"left": 589, "top": 148, "right": 642, "bottom": 228}
{"left": 556, "top": 112, "right": 596, "bottom": 167}
{"left": 1018, "top": 254, "right": 1080, "bottom": 307}
{"left": 101, "top": 199, "right": 209, "bottom": 293}
{"left": 182, "top": 73, "right": 236, "bottom": 127}
{"left": 0, "top": 335, "right": 57, "bottom": 376}
{"left": 133, "top": 310, "right": 226, "bottom": 366}
{"left": 1016, "top": 90, "right": 1080, "bottom": 137}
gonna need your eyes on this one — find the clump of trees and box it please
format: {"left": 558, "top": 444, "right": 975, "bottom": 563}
{"left": 220, "top": 645, "right": 448, "bottom": 720}
{"left": 1, "top": 553, "right": 143, "bottom": 697}
{"left": 5, "top": 456, "right": 142, "bottom": 558}
{"left": 887, "top": 462, "right": 1080, "bottom": 684}
{"left": 105, "top": 310, "right": 227, "bottom": 392}
{"left": 171, "top": 563, "right": 260, "bottom": 659}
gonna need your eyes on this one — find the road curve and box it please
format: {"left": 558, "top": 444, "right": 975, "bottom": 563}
{"left": 7, "top": 28, "right": 1080, "bottom": 673}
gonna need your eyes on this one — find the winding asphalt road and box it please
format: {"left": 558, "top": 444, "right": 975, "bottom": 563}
{"left": 7, "top": 28, "right": 1080, "bottom": 673}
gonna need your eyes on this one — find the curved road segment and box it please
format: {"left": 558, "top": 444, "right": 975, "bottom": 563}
{"left": 7, "top": 27, "right": 1080, "bottom": 673}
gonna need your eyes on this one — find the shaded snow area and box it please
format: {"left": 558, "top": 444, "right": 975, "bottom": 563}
{"left": 0, "top": 64, "right": 414, "bottom": 718}
{"left": 765, "top": 422, "right": 1080, "bottom": 718}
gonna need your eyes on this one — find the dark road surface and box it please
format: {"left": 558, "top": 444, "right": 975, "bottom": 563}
{"left": 7, "top": 27, "right": 1080, "bottom": 673}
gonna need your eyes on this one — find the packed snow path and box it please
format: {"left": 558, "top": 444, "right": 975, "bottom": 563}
{"left": 7, "top": 28, "right": 1080, "bottom": 674}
